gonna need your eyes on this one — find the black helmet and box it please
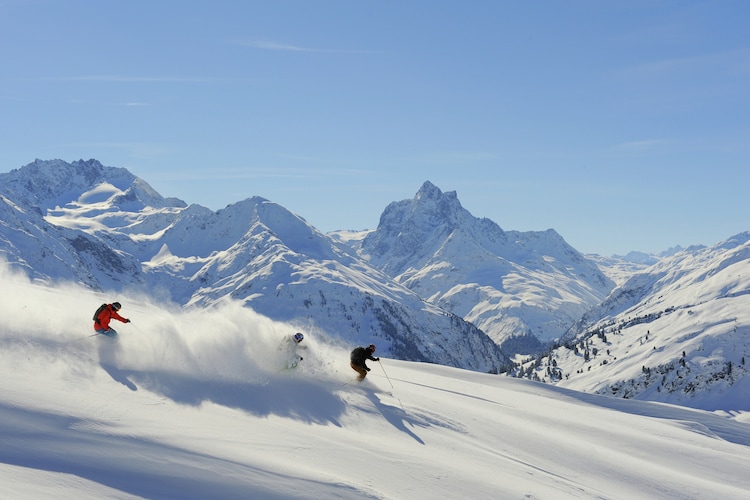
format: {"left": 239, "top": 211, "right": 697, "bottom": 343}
{"left": 368, "top": 344, "right": 376, "bottom": 352}
{"left": 112, "top": 302, "right": 122, "bottom": 310}
{"left": 294, "top": 332, "right": 304, "bottom": 343}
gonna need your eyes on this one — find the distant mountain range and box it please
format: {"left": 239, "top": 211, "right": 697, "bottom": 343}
{"left": 539, "top": 233, "right": 750, "bottom": 410}
{"left": 2, "top": 158, "right": 748, "bottom": 410}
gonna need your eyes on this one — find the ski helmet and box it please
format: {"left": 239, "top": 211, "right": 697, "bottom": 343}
{"left": 368, "top": 344, "right": 376, "bottom": 352}
{"left": 112, "top": 302, "right": 122, "bottom": 310}
{"left": 294, "top": 332, "right": 304, "bottom": 343}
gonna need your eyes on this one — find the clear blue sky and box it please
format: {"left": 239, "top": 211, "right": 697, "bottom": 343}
{"left": 1, "top": 1, "right": 748, "bottom": 256}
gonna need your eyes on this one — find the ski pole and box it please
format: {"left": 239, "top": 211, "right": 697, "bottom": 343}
{"left": 378, "top": 359, "right": 395, "bottom": 389}
{"left": 378, "top": 360, "right": 405, "bottom": 411}
{"left": 74, "top": 332, "right": 102, "bottom": 341}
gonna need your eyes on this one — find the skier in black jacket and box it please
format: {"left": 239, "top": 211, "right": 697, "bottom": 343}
{"left": 350, "top": 344, "right": 379, "bottom": 381}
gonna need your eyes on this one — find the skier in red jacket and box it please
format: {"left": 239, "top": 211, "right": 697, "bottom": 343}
{"left": 94, "top": 302, "right": 130, "bottom": 337}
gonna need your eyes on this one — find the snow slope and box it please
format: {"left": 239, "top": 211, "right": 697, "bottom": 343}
{"left": 2, "top": 266, "right": 750, "bottom": 499}
{"left": 519, "top": 234, "right": 750, "bottom": 411}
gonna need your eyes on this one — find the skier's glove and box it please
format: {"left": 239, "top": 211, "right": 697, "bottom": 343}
{"left": 375, "top": 357, "right": 380, "bottom": 361}
{"left": 366, "top": 367, "right": 371, "bottom": 372}
{"left": 126, "top": 319, "right": 131, "bottom": 323}
{"left": 299, "top": 356, "right": 303, "bottom": 361}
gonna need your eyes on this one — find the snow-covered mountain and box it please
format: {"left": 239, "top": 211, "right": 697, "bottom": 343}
{"left": 0, "top": 159, "right": 505, "bottom": 371}
{"left": 337, "top": 181, "right": 614, "bottom": 349}
{"left": 511, "top": 234, "right": 750, "bottom": 410}
{"left": 4, "top": 159, "right": 750, "bottom": 411}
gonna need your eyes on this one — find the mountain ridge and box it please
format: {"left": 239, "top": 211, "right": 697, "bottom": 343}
{"left": 350, "top": 180, "right": 614, "bottom": 346}
{"left": 3, "top": 158, "right": 749, "bottom": 410}
{"left": 0, "top": 159, "right": 506, "bottom": 372}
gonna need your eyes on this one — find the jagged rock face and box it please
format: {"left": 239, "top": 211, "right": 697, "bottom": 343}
{"left": 355, "top": 181, "right": 614, "bottom": 345}
{"left": 0, "top": 160, "right": 507, "bottom": 372}
{"left": 362, "top": 181, "right": 504, "bottom": 275}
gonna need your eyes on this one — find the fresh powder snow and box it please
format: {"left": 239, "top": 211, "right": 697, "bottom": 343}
{"left": 2, "top": 265, "right": 749, "bottom": 499}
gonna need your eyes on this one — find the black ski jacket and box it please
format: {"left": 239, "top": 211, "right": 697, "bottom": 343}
{"left": 350, "top": 346, "right": 377, "bottom": 367}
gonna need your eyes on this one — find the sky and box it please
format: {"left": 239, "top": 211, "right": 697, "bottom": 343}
{"left": 1, "top": 0, "right": 748, "bottom": 256}
{"left": 2, "top": 268, "right": 750, "bottom": 499}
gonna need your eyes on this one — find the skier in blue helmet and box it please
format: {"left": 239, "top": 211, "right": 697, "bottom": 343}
{"left": 280, "top": 332, "right": 307, "bottom": 369}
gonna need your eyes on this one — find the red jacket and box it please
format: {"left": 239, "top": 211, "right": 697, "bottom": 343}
{"left": 94, "top": 304, "right": 127, "bottom": 331}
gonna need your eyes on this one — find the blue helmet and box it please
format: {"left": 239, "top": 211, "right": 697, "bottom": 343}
{"left": 294, "top": 332, "right": 304, "bottom": 343}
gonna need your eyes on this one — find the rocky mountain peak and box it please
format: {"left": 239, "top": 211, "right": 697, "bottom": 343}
{"left": 2, "top": 159, "right": 132, "bottom": 210}
{"left": 355, "top": 181, "right": 614, "bottom": 346}
{"left": 410, "top": 181, "right": 463, "bottom": 224}
{"left": 415, "top": 180, "right": 456, "bottom": 201}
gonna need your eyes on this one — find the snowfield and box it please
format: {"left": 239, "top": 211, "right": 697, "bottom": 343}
{"left": 2, "top": 266, "right": 750, "bottom": 499}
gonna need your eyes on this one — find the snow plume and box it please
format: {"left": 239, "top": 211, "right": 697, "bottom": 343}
{"left": 0, "top": 259, "right": 348, "bottom": 402}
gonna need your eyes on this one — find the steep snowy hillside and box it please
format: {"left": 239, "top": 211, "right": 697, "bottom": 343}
{"left": 0, "top": 159, "right": 506, "bottom": 371}
{"left": 351, "top": 181, "right": 614, "bottom": 348}
{"left": 2, "top": 271, "right": 750, "bottom": 499}
{"left": 514, "top": 233, "right": 750, "bottom": 411}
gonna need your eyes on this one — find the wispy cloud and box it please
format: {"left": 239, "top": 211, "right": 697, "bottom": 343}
{"left": 54, "top": 75, "right": 244, "bottom": 83}
{"left": 67, "top": 97, "right": 151, "bottom": 107}
{"left": 396, "top": 151, "right": 501, "bottom": 165}
{"left": 237, "top": 39, "right": 380, "bottom": 54}
{"left": 244, "top": 40, "right": 322, "bottom": 52}
{"left": 60, "top": 142, "right": 172, "bottom": 159}
{"left": 151, "top": 165, "right": 380, "bottom": 182}
{"left": 618, "top": 48, "right": 750, "bottom": 78}
{"left": 613, "top": 139, "right": 671, "bottom": 151}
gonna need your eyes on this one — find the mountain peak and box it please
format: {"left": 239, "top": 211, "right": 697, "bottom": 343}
{"left": 415, "top": 180, "right": 441, "bottom": 200}
{"left": 369, "top": 182, "right": 466, "bottom": 245}
{"left": 416, "top": 180, "right": 457, "bottom": 203}
{"left": 361, "top": 182, "right": 484, "bottom": 275}
{"left": 408, "top": 181, "right": 463, "bottom": 228}
{"left": 2, "top": 158, "right": 132, "bottom": 210}
{"left": 357, "top": 181, "right": 613, "bottom": 345}
{"left": 1, "top": 158, "right": 185, "bottom": 212}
